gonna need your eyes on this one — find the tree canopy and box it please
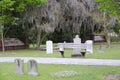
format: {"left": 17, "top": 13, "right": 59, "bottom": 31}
{"left": 95, "top": 0, "right": 120, "bottom": 22}
{"left": 0, "top": 0, "right": 47, "bottom": 36}
{"left": 0, "top": 0, "right": 46, "bottom": 52}
{"left": 0, "top": 0, "right": 46, "bottom": 24}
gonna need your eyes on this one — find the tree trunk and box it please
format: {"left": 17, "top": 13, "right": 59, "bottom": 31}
{"left": 104, "top": 28, "right": 111, "bottom": 48}
{"left": 0, "top": 25, "right": 5, "bottom": 53}
{"left": 1, "top": 32, "right": 5, "bottom": 52}
{"left": 36, "top": 31, "right": 41, "bottom": 50}
{"left": 103, "top": 13, "right": 111, "bottom": 48}
{"left": 41, "top": 33, "right": 47, "bottom": 43}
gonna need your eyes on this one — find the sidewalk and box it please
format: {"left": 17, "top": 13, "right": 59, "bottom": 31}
{"left": 0, "top": 57, "right": 120, "bottom": 66}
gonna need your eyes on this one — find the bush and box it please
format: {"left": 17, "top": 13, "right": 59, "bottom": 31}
{"left": 110, "top": 36, "right": 118, "bottom": 42}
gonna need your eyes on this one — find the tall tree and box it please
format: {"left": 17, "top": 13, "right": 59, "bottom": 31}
{"left": 0, "top": 0, "right": 15, "bottom": 52}
{"left": 0, "top": 0, "right": 46, "bottom": 52}
{"left": 94, "top": 0, "right": 120, "bottom": 48}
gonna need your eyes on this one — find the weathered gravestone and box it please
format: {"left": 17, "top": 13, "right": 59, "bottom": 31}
{"left": 46, "top": 40, "right": 53, "bottom": 54}
{"left": 14, "top": 59, "right": 24, "bottom": 75}
{"left": 28, "top": 59, "right": 39, "bottom": 76}
{"left": 98, "top": 45, "right": 105, "bottom": 53}
{"left": 73, "top": 35, "right": 81, "bottom": 55}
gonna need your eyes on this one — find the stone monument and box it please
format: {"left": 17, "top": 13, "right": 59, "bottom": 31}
{"left": 28, "top": 59, "right": 39, "bottom": 76}
{"left": 73, "top": 35, "right": 81, "bottom": 55}
{"left": 14, "top": 59, "right": 24, "bottom": 75}
{"left": 85, "top": 40, "right": 93, "bottom": 54}
{"left": 98, "top": 45, "right": 105, "bottom": 53}
{"left": 46, "top": 40, "right": 53, "bottom": 54}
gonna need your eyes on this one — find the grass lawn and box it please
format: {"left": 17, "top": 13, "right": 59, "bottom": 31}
{"left": 0, "top": 63, "right": 120, "bottom": 80}
{"left": 0, "top": 43, "right": 120, "bottom": 59}
{"left": 0, "top": 43, "right": 120, "bottom": 80}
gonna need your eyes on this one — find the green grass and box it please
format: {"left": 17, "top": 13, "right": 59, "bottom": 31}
{"left": 0, "top": 43, "right": 120, "bottom": 80}
{"left": 87, "top": 43, "right": 120, "bottom": 59}
{"left": 0, "top": 43, "right": 120, "bottom": 59}
{"left": 0, "top": 63, "right": 120, "bottom": 80}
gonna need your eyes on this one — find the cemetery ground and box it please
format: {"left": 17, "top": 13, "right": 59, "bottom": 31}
{"left": 0, "top": 63, "right": 120, "bottom": 80}
{"left": 0, "top": 42, "right": 120, "bottom": 80}
{"left": 0, "top": 42, "right": 120, "bottom": 59}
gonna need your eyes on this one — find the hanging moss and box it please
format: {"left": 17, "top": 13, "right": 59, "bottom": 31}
{"left": 19, "top": 0, "right": 118, "bottom": 43}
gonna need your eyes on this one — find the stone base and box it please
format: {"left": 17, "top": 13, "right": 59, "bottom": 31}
{"left": 28, "top": 72, "right": 39, "bottom": 76}
{"left": 71, "top": 52, "right": 86, "bottom": 57}
{"left": 71, "top": 54, "right": 82, "bottom": 57}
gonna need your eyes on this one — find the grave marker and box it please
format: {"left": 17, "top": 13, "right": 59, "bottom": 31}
{"left": 28, "top": 59, "right": 39, "bottom": 76}
{"left": 85, "top": 40, "right": 93, "bottom": 54}
{"left": 98, "top": 45, "right": 105, "bottom": 53}
{"left": 46, "top": 40, "right": 53, "bottom": 54}
{"left": 73, "top": 35, "right": 81, "bottom": 54}
{"left": 14, "top": 59, "right": 24, "bottom": 75}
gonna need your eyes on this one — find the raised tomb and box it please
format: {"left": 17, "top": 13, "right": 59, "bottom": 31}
{"left": 0, "top": 38, "right": 29, "bottom": 50}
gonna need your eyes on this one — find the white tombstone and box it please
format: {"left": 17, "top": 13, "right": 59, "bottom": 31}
{"left": 85, "top": 40, "right": 93, "bottom": 54}
{"left": 73, "top": 35, "right": 81, "bottom": 54}
{"left": 46, "top": 40, "right": 53, "bottom": 54}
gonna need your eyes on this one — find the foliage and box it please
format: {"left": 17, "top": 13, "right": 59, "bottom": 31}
{"left": 14, "top": 0, "right": 46, "bottom": 12}
{"left": 110, "top": 36, "right": 119, "bottom": 42}
{"left": 95, "top": 0, "right": 120, "bottom": 22}
{"left": 113, "top": 23, "right": 120, "bottom": 34}
{"left": 0, "top": 0, "right": 47, "bottom": 34}
{"left": 0, "top": 0, "right": 47, "bottom": 51}
{"left": 0, "top": 0, "right": 15, "bottom": 24}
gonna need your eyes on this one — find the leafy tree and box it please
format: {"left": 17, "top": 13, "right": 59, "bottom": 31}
{"left": 0, "top": 0, "right": 15, "bottom": 52}
{"left": 0, "top": 0, "right": 46, "bottom": 52}
{"left": 94, "top": 0, "right": 120, "bottom": 47}
{"left": 95, "top": 0, "right": 120, "bottom": 19}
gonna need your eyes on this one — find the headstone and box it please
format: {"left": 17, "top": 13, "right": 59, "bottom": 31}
{"left": 98, "top": 45, "right": 105, "bottom": 53}
{"left": 46, "top": 40, "right": 53, "bottom": 54}
{"left": 14, "top": 59, "right": 24, "bottom": 75}
{"left": 28, "top": 59, "right": 39, "bottom": 76}
{"left": 73, "top": 35, "right": 81, "bottom": 54}
{"left": 85, "top": 40, "right": 93, "bottom": 54}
